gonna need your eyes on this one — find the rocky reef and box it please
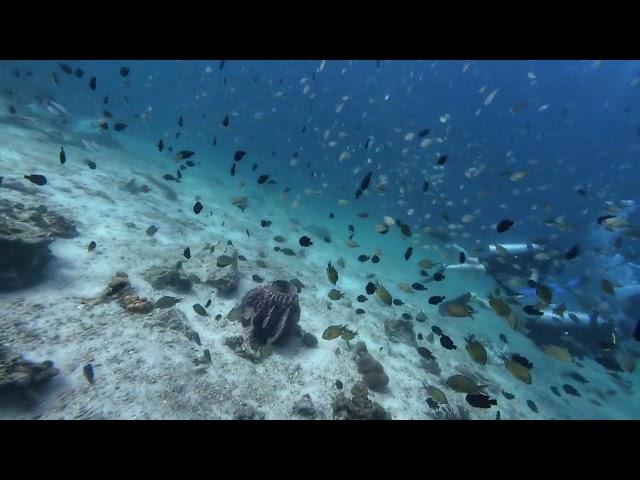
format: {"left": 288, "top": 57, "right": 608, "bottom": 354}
{"left": 98, "top": 272, "right": 154, "bottom": 314}
{"left": 0, "top": 345, "right": 59, "bottom": 403}
{"left": 384, "top": 317, "right": 417, "bottom": 347}
{"left": 238, "top": 280, "right": 301, "bottom": 346}
{"left": 332, "top": 382, "right": 391, "bottom": 420}
{"left": 0, "top": 199, "right": 78, "bottom": 291}
{"left": 353, "top": 341, "right": 389, "bottom": 392}
{"left": 206, "top": 245, "right": 240, "bottom": 295}
{"left": 143, "top": 265, "right": 193, "bottom": 293}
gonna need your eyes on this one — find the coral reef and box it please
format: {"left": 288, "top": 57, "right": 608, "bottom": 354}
{"left": 233, "top": 402, "right": 266, "bottom": 420}
{"left": 143, "top": 265, "right": 193, "bottom": 293}
{"left": 0, "top": 199, "right": 77, "bottom": 291}
{"left": 0, "top": 345, "right": 59, "bottom": 401}
{"left": 206, "top": 245, "right": 240, "bottom": 294}
{"left": 302, "top": 332, "right": 318, "bottom": 348}
{"left": 292, "top": 393, "right": 317, "bottom": 418}
{"left": 98, "top": 272, "right": 154, "bottom": 314}
{"left": 332, "top": 382, "right": 391, "bottom": 420}
{"left": 384, "top": 317, "right": 417, "bottom": 347}
{"left": 353, "top": 342, "right": 389, "bottom": 392}
{"left": 224, "top": 336, "right": 262, "bottom": 363}
{"left": 237, "top": 280, "right": 301, "bottom": 346}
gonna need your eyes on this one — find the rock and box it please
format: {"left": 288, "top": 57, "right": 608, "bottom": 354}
{"left": 237, "top": 280, "right": 301, "bottom": 346}
{"left": 292, "top": 393, "right": 316, "bottom": 418}
{"left": 224, "top": 335, "right": 262, "bottom": 363}
{"left": 121, "top": 294, "right": 154, "bottom": 313}
{"left": 206, "top": 245, "right": 239, "bottom": 294}
{"left": 384, "top": 317, "right": 417, "bottom": 347}
{"left": 187, "top": 273, "right": 202, "bottom": 285}
{"left": 331, "top": 384, "right": 391, "bottom": 420}
{"left": 353, "top": 346, "right": 389, "bottom": 392}
{"left": 354, "top": 341, "right": 368, "bottom": 355}
{"left": 143, "top": 265, "right": 193, "bottom": 293}
{"left": 233, "top": 402, "right": 266, "bottom": 420}
{"left": 150, "top": 308, "right": 197, "bottom": 341}
{"left": 0, "top": 199, "right": 78, "bottom": 291}
{"left": 302, "top": 332, "right": 318, "bottom": 348}
{"left": 0, "top": 345, "right": 59, "bottom": 397}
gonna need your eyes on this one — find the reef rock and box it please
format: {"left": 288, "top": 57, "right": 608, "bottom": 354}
{"left": 237, "top": 280, "right": 301, "bottom": 346}
{"left": 332, "top": 382, "right": 391, "bottom": 420}
{"left": 147, "top": 308, "right": 197, "bottom": 341}
{"left": 384, "top": 317, "right": 417, "bottom": 347}
{"left": 143, "top": 265, "right": 193, "bottom": 293}
{"left": 0, "top": 345, "right": 59, "bottom": 398}
{"left": 292, "top": 393, "right": 317, "bottom": 418}
{"left": 97, "top": 272, "right": 154, "bottom": 314}
{"left": 233, "top": 402, "right": 266, "bottom": 420}
{"left": 0, "top": 199, "right": 78, "bottom": 291}
{"left": 353, "top": 342, "right": 389, "bottom": 392}
{"left": 206, "top": 245, "right": 240, "bottom": 294}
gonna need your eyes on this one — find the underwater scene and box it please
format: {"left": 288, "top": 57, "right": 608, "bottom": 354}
{"left": 0, "top": 59, "right": 639, "bottom": 420}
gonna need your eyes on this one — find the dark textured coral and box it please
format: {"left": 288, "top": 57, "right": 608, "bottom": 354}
{"left": 238, "top": 280, "right": 301, "bottom": 346}
{"left": 353, "top": 343, "right": 389, "bottom": 392}
{"left": 332, "top": 382, "right": 391, "bottom": 420}
{"left": 0, "top": 345, "right": 59, "bottom": 394}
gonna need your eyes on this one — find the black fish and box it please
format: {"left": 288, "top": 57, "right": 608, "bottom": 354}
{"left": 88, "top": 241, "right": 96, "bottom": 251}
{"left": 257, "top": 174, "right": 269, "bottom": 184}
{"left": 252, "top": 163, "right": 258, "bottom": 171}
{"left": 83, "top": 159, "right": 96, "bottom": 170}
{"left": 550, "top": 386, "right": 561, "bottom": 397}
{"left": 565, "top": 244, "right": 580, "bottom": 260}
{"left": 329, "top": 213, "right": 334, "bottom": 219}
{"left": 24, "top": 174, "right": 47, "bottom": 186}
{"left": 205, "top": 299, "right": 212, "bottom": 308}
{"left": 526, "top": 400, "right": 539, "bottom": 413}
{"left": 634, "top": 319, "right": 640, "bottom": 342}
{"left": 213, "top": 137, "right": 217, "bottom": 146}
{"left": 175, "top": 132, "right": 180, "bottom": 139}
{"left": 98, "top": 121, "right": 109, "bottom": 130}
{"left": 302, "top": 125, "right": 307, "bottom": 133}
{"left": 393, "top": 299, "right": 404, "bottom": 306}
{"left": 440, "top": 334, "right": 457, "bottom": 350}
{"left": 158, "top": 140, "right": 165, "bottom": 152}
{"left": 58, "top": 62, "right": 73, "bottom": 74}
{"left": 417, "top": 333, "right": 423, "bottom": 341}
{"left": 402, "top": 313, "right": 413, "bottom": 320}
{"left": 59, "top": 147, "right": 66, "bottom": 164}
{"left": 431, "top": 326, "right": 443, "bottom": 336}
{"left": 120, "top": 66, "right": 130, "bottom": 77}
{"left": 219, "top": 60, "right": 226, "bottom": 70}
{"left": 404, "top": 247, "right": 413, "bottom": 261}
{"left": 523, "top": 305, "right": 544, "bottom": 316}
{"left": 89, "top": 76, "right": 96, "bottom": 90}
{"left": 355, "top": 308, "right": 365, "bottom": 315}
{"left": 8, "top": 104, "right": 16, "bottom": 114}
{"left": 423, "top": 180, "right": 429, "bottom": 192}
{"left": 102, "top": 110, "right": 113, "bottom": 118}
{"left": 183, "top": 247, "right": 191, "bottom": 259}
{"left": 418, "top": 128, "right": 430, "bottom": 138}
{"left": 365, "top": 282, "right": 377, "bottom": 295}
{"left": 113, "top": 123, "right": 127, "bottom": 131}
{"left": 178, "top": 150, "right": 195, "bottom": 160}
{"left": 222, "top": 114, "right": 229, "bottom": 127}
{"left": 502, "top": 390, "right": 515, "bottom": 400}
{"left": 185, "top": 160, "right": 195, "bottom": 167}
{"left": 459, "top": 252, "right": 466, "bottom": 264}
{"left": 103, "top": 95, "right": 109, "bottom": 104}
{"left": 299, "top": 236, "right": 313, "bottom": 247}
{"left": 335, "top": 380, "right": 343, "bottom": 390}
{"left": 437, "top": 154, "right": 448, "bottom": 165}
{"left": 433, "top": 271, "right": 445, "bottom": 282}
{"left": 496, "top": 219, "right": 514, "bottom": 233}
{"left": 562, "top": 384, "right": 581, "bottom": 397}
{"left": 357, "top": 295, "right": 367, "bottom": 303}
{"left": 429, "top": 296, "right": 445, "bottom": 305}
{"left": 364, "top": 138, "right": 370, "bottom": 149}
{"left": 246, "top": 229, "right": 250, "bottom": 238}
{"left": 358, "top": 255, "right": 370, "bottom": 262}
{"left": 371, "top": 255, "right": 380, "bottom": 263}
{"left": 177, "top": 170, "right": 182, "bottom": 179}
{"left": 83, "top": 364, "right": 95, "bottom": 385}
{"left": 178, "top": 115, "right": 183, "bottom": 127}
{"left": 355, "top": 189, "right": 363, "bottom": 199}
{"left": 348, "top": 225, "right": 354, "bottom": 233}
{"left": 234, "top": 150, "right": 246, "bottom": 161}
{"left": 466, "top": 393, "right": 497, "bottom": 409}
{"left": 193, "top": 201, "right": 203, "bottom": 214}
{"left": 412, "top": 282, "right": 426, "bottom": 291}
{"left": 261, "top": 220, "right": 272, "bottom": 227}
{"left": 163, "top": 174, "right": 176, "bottom": 181}
{"left": 511, "top": 353, "right": 533, "bottom": 369}
{"left": 230, "top": 163, "right": 237, "bottom": 176}
{"left": 360, "top": 172, "right": 372, "bottom": 191}
{"left": 146, "top": 225, "right": 158, "bottom": 236}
